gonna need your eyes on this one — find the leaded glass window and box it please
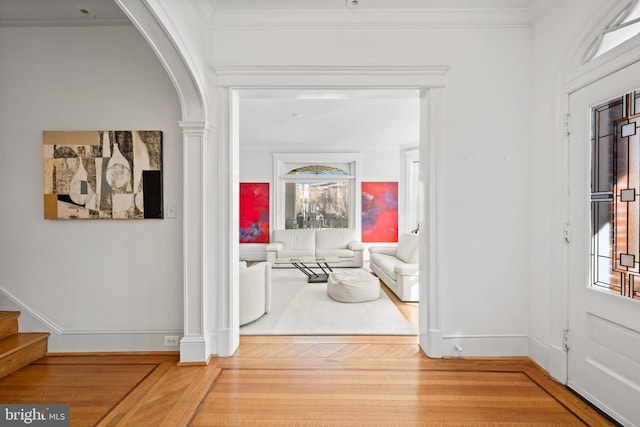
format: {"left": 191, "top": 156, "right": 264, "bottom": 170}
{"left": 591, "top": 90, "right": 640, "bottom": 300}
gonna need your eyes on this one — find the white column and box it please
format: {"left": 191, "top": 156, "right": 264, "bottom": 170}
{"left": 179, "top": 120, "right": 211, "bottom": 363}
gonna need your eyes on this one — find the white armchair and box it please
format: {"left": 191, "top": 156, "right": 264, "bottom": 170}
{"left": 239, "top": 261, "right": 271, "bottom": 326}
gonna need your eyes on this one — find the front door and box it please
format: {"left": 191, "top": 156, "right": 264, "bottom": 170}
{"left": 568, "top": 61, "right": 640, "bottom": 426}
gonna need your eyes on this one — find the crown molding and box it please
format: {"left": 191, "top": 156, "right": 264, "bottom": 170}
{"left": 528, "top": 0, "right": 561, "bottom": 27}
{"left": 212, "top": 64, "right": 449, "bottom": 88}
{"left": 211, "top": 8, "right": 532, "bottom": 30}
{"left": 0, "top": 17, "right": 131, "bottom": 27}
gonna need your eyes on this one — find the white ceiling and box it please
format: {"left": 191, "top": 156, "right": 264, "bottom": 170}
{"left": 238, "top": 89, "right": 420, "bottom": 150}
{"left": 0, "top": 0, "right": 538, "bottom": 26}
{"left": 0, "top": 0, "right": 130, "bottom": 26}
{"left": 210, "top": 0, "right": 534, "bottom": 10}
{"left": 0, "top": 0, "right": 533, "bottom": 151}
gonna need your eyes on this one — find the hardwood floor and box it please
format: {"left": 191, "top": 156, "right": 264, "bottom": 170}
{"left": 0, "top": 287, "right": 615, "bottom": 426}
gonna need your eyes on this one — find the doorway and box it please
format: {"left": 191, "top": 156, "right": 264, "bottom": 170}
{"left": 214, "top": 64, "right": 447, "bottom": 357}
{"left": 568, "top": 60, "right": 640, "bottom": 426}
{"left": 237, "top": 88, "right": 419, "bottom": 335}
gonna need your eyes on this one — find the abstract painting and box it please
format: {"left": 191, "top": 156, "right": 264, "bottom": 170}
{"left": 240, "top": 183, "right": 269, "bottom": 243}
{"left": 362, "top": 181, "right": 398, "bottom": 242}
{"left": 43, "top": 130, "right": 163, "bottom": 219}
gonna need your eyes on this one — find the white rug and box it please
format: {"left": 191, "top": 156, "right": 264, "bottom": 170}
{"left": 240, "top": 267, "right": 417, "bottom": 336}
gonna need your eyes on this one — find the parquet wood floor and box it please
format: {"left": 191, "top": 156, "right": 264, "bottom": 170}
{"left": 0, "top": 285, "right": 615, "bottom": 426}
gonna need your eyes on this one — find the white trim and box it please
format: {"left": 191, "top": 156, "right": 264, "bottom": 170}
{"left": 529, "top": 0, "right": 561, "bottom": 27}
{"left": 539, "top": 1, "right": 640, "bottom": 385}
{"left": 215, "top": 66, "right": 447, "bottom": 359}
{"left": 116, "top": 0, "right": 206, "bottom": 122}
{"left": 420, "top": 87, "right": 444, "bottom": 358}
{"left": 548, "top": 344, "right": 568, "bottom": 383}
{"left": 0, "top": 17, "right": 132, "bottom": 27}
{"left": 179, "top": 336, "right": 210, "bottom": 363}
{"left": 403, "top": 147, "right": 420, "bottom": 234}
{"left": 210, "top": 9, "right": 532, "bottom": 31}
{"left": 0, "top": 287, "right": 63, "bottom": 335}
{"left": 0, "top": 287, "right": 183, "bottom": 353}
{"left": 527, "top": 336, "right": 550, "bottom": 371}
{"left": 213, "top": 65, "right": 449, "bottom": 88}
{"left": 440, "top": 334, "right": 529, "bottom": 358}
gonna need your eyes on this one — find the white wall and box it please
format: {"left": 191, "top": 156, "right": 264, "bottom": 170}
{"left": 238, "top": 143, "right": 405, "bottom": 260}
{"left": 0, "top": 25, "right": 183, "bottom": 352}
{"left": 215, "top": 20, "right": 532, "bottom": 355}
{"left": 528, "top": 0, "right": 621, "bottom": 373}
{"left": 240, "top": 143, "right": 404, "bottom": 181}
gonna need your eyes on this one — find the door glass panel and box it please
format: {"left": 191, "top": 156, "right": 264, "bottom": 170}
{"left": 591, "top": 91, "right": 640, "bottom": 300}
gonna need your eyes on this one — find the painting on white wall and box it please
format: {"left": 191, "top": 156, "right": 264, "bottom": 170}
{"left": 43, "top": 130, "right": 163, "bottom": 219}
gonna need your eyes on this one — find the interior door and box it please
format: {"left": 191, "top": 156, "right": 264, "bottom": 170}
{"left": 568, "top": 62, "right": 640, "bottom": 427}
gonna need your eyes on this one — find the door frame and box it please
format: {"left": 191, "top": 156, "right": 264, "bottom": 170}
{"left": 547, "top": 10, "right": 640, "bottom": 383}
{"left": 566, "top": 61, "right": 640, "bottom": 427}
{"left": 212, "top": 65, "right": 448, "bottom": 357}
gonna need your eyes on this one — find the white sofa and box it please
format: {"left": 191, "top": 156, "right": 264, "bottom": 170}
{"left": 239, "top": 261, "right": 271, "bottom": 326}
{"left": 266, "top": 229, "right": 364, "bottom": 268}
{"left": 369, "top": 233, "right": 419, "bottom": 302}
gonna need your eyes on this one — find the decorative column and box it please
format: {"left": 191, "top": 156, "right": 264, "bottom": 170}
{"left": 179, "top": 120, "right": 211, "bottom": 363}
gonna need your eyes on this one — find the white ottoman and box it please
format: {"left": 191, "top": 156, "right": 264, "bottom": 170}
{"left": 327, "top": 269, "right": 380, "bottom": 303}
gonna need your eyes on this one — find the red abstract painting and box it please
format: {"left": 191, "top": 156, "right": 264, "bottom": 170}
{"left": 240, "top": 183, "right": 269, "bottom": 243}
{"left": 362, "top": 182, "right": 398, "bottom": 242}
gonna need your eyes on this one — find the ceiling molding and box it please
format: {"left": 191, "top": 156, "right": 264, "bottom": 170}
{"left": 0, "top": 17, "right": 131, "bottom": 27}
{"left": 210, "top": 9, "right": 532, "bottom": 31}
{"left": 212, "top": 65, "right": 449, "bottom": 88}
{"left": 210, "top": 0, "right": 534, "bottom": 11}
{"left": 528, "top": 0, "right": 561, "bottom": 26}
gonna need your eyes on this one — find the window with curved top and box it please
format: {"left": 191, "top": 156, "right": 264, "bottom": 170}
{"left": 273, "top": 153, "right": 360, "bottom": 231}
{"left": 286, "top": 166, "right": 350, "bottom": 229}
{"left": 584, "top": 0, "right": 640, "bottom": 63}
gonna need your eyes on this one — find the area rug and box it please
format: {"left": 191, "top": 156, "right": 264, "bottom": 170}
{"left": 240, "top": 267, "right": 417, "bottom": 336}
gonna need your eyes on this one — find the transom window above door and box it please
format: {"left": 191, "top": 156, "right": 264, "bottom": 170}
{"left": 584, "top": 0, "right": 640, "bottom": 63}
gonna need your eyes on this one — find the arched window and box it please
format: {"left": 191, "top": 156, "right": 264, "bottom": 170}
{"left": 273, "top": 153, "right": 360, "bottom": 231}
{"left": 285, "top": 165, "right": 350, "bottom": 229}
{"left": 584, "top": 0, "right": 640, "bottom": 63}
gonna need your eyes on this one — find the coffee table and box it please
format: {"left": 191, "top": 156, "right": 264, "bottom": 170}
{"left": 274, "top": 257, "right": 341, "bottom": 283}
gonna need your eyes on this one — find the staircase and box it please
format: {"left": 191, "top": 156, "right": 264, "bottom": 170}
{"left": 0, "top": 311, "right": 49, "bottom": 379}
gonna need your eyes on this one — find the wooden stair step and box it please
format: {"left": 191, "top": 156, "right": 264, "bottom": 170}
{"left": 0, "top": 311, "right": 20, "bottom": 341}
{"left": 0, "top": 332, "right": 50, "bottom": 379}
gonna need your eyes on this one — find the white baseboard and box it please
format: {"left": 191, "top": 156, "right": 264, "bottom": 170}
{"left": 548, "top": 344, "right": 567, "bottom": 383}
{"left": 421, "top": 329, "right": 444, "bottom": 358}
{"left": 527, "top": 336, "right": 550, "bottom": 371}
{"left": 215, "top": 328, "right": 239, "bottom": 357}
{"left": 440, "top": 333, "right": 529, "bottom": 358}
{"left": 180, "top": 335, "right": 211, "bottom": 363}
{"left": 57, "top": 330, "right": 183, "bottom": 353}
{"left": 1, "top": 286, "right": 182, "bottom": 353}
{"left": 0, "top": 286, "right": 63, "bottom": 349}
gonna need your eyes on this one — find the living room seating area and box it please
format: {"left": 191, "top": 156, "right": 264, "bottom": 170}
{"left": 266, "top": 229, "right": 364, "bottom": 268}
{"left": 239, "top": 261, "right": 271, "bottom": 326}
{"left": 369, "top": 233, "right": 420, "bottom": 302}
